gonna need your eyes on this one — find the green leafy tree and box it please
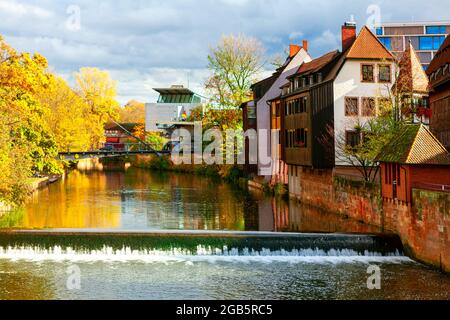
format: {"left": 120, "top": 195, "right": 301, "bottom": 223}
{"left": 207, "top": 34, "right": 266, "bottom": 108}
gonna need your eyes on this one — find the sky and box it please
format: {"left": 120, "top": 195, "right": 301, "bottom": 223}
{"left": 0, "top": 0, "right": 449, "bottom": 104}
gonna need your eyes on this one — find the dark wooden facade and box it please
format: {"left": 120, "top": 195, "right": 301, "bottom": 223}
{"left": 427, "top": 35, "right": 450, "bottom": 150}
{"left": 280, "top": 49, "right": 342, "bottom": 170}
{"left": 241, "top": 101, "right": 257, "bottom": 175}
{"left": 281, "top": 80, "right": 336, "bottom": 169}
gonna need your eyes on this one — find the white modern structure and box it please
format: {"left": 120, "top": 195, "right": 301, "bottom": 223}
{"left": 145, "top": 85, "right": 204, "bottom": 132}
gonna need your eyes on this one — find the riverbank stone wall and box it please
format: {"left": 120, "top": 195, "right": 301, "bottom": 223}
{"left": 291, "top": 168, "right": 450, "bottom": 272}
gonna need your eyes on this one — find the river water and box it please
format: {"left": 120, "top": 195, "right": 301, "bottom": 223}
{"left": 0, "top": 166, "right": 449, "bottom": 300}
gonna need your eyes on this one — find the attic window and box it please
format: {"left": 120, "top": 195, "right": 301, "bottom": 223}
{"left": 317, "top": 73, "right": 323, "bottom": 83}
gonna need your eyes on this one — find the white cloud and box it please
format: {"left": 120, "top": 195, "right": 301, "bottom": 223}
{"left": 289, "top": 31, "right": 304, "bottom": 41}
{"left": 0, "top": 0, "right": 52, "bottom": 18}
{"left": 1, "top": 0, "right": 449, "bottom": 103}
{"left": 311, "top": 30, "right": 340, "bottom": 53}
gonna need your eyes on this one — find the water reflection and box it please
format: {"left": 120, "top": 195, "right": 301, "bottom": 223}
{"left": 1, "top": 165, "right": 382, "bottom": 234}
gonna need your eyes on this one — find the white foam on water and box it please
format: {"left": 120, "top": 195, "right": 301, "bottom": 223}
{"left": 0, "top": 245, "right": 414, "bottom": 264}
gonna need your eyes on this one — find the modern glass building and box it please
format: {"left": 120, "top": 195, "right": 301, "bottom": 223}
{"left": 145, "top": 85, "right": 204, "bottom": 132}
{"left": 375, "top": 21, "right": 450, "bottom": 70}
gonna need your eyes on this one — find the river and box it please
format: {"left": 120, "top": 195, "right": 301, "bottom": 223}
{"left": 0, "top": 165, "right": 449, "bottom": 300}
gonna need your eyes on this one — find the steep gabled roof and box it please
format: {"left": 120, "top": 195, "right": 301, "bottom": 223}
{"left": 377, "top": 125, "right": 450, "bottom": 165}
{"left": 346, "top": 26, "right": 394, "bottom": 60}
{"left": 394, "top": 43, "right": 430, "bottom": 94}
{"left": 427, "top": 34, "right": 450, "bottom": 76}
{"left": 296, "top": 50, "right": 341, "bottom": 75}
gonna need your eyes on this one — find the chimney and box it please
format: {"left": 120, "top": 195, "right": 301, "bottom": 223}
{"left": 342, "top": 22, "right": 357, "bottom": 52}
{"left": 289, "top": 44, "right": 301, "bottom": 58}
{"left": 302, "top": 40, "right": 308, "bottom": 52}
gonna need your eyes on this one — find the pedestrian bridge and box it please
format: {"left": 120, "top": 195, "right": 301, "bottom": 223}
{"left": 57, "top": 149, "right": 171, "bottom": 161}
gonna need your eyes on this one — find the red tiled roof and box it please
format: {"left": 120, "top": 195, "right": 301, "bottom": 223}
{"left": 426, "top": 34, "right": 450, "bottom": 75}
{"left": 346, "top": 26, "right": 394, "bottom": 60}
{"left": 395, "top": 43, "right": 429, "bottom": 94}
{"left": 296, "top": 50, "right": 340, "bottom": 75}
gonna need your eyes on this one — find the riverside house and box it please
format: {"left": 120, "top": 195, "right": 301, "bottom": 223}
{"left": 281, "top": 22, "right": 396, "bottom": 197}
{"left": 252, "top": 43, "right": 311, "bottom": 181}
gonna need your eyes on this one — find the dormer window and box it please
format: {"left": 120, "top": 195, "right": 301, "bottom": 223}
{"left": 317, "top": 73, "right": 323, "bottom": 83}
{"left": 309, "top": 75, "right": 314, "bottom": 85}
{"left": 302, "top": 78, "right": 306, "bottom": 87}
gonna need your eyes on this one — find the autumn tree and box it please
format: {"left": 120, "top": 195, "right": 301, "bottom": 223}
{"left": 75, "top": 67, "right": 120, "bottom": 148}
{"left": 37, "top": 75, "right": 95, "bottom": 152}
{"left": 207, "top": 34, "right": 266, "bottom": 108}
{"left": 0, "top": 36, "right": 61, "bottom": 205}
{"left": 119, "top": 100, "right": 145, "bottom": 123}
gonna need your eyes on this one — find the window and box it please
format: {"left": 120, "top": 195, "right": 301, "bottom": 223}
{"left": 295, "top": 129, "right": 308, "bottom": 148}
{"left": 362, "top": 98, "right": 376, "bottom": 117}
{"left": 346, "top": 131, "right": 361, "bottom": 148}
{"left": 433, "top": 36, "right": 445, "bottom": 50}
{"left": 345, "top": 97, "right": 359, "bottom": 116}
{"left": 379, "top": 37, "right": 391, "bottom": 50}
{"left": 420, "top": 36, "right": 445, "bottom": 50}
{"left": 300, "top": 97, "right": 307, "bottom": 113}
{"left": 295, "top": 99, "right": 300, "bottom": 113}
{"left": 285, "top": 130, "right": 289, "bottom": 148}
{"left": 376, "top": 27, "right": 383, "bottom": 36}
{"left": 275, "top": 103, "right": 281, "bottom": 117}
{"left": 378, "top": 65, "right": 391, "bottom": 83}
{"left": 247, "top": 105, "right": 256, "bottom": 119}
{"left": 426, "top": 26, "right": 447, "bottom": 35}
{"left": 378, "top": 97, "right": 390, "bottom": 112}
{"left": 419, "top": 36, "right": 433, "bottom": 50}
{"left": 361, "top": 64, "right": 375, "bottom": 82}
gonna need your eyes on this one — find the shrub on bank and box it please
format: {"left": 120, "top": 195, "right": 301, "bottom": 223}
{"left": 131, "top": 155, "right": 245, "bottom": 183}
{"left": 273, "top": 183, "right": 288, "bottom": 198}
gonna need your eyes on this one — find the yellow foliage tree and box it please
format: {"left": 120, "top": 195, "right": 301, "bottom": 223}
{"left": 37, "top": 75, "right": 95, "bottom": 152}
{"left": 0, "top": 36, "right": 61, "bottom": 205}
{"left": 75, "top": 67, "right": 120, "bottom": 148}
{"left": 119, "top": 100, "right": 145, "bottom": 123}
